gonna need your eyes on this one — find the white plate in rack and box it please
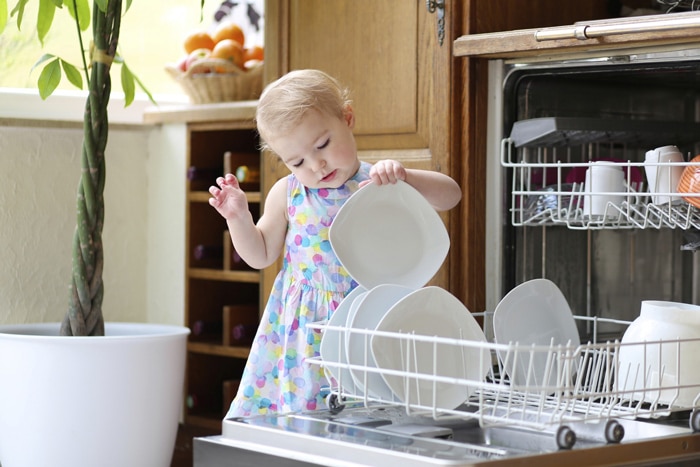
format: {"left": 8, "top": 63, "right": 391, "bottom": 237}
{"left": 493, "top": 278, "right": 580, "bottom": 389}
{"left": 329, "top": 181, "right": 449, "bottom": 290}
{"left": 345, "top": 284, "right": 413, "bottom": 401}
{"left": 370, "top": 286, "right": 490, "bottom": 410}
{"left": 319, "top": 286, "right": 367, "bottom": 396}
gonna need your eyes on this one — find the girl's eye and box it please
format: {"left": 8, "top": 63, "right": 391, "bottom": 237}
{"left": 292, "top": 159, "right": 304, "bottom": 168}
{"left": 317, "top": 138, "right": 330, "bottom": 150}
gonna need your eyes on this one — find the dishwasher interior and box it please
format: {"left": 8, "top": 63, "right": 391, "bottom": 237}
{"left": 490, "top": 47, "right": 700, "bottom": 335}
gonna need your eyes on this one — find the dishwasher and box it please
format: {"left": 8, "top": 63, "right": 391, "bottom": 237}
{"left": 195, "top": 312, "right": 700, "bottom": 466}
{"left": 194, "top": 17, "right": 700, "bottom": 467}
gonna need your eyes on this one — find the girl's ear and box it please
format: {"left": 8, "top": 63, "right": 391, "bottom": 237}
{"left": 343, "top": 104, "right": 356, "bottom": 129}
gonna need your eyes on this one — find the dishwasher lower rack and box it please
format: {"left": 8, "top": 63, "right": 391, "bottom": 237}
{"left": 307, "top": 315, "right": 700, "bottom": 449}
{"left": 501, "top": 138, "right": 700, "bottom": 230}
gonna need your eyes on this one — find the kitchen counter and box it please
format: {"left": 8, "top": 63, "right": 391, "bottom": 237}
{"left": 142, "top": 100, "right": 257, "bottom": 124}
{"left": 453, "top": 10, "right": 700, "bottom": 60}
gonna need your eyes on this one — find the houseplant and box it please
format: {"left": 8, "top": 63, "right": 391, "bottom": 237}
{"left": 0, "top": 1, "right": 193, "bottom": 466}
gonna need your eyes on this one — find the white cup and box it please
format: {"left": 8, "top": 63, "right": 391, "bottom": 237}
{"left": 583, "top": 162, "right": 625, "bottom": 219}
{"left": 645, "top": 145, "right": 684, "bottom": 205}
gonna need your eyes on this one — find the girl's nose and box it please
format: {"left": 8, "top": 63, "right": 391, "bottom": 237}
{"left": 311, "top": 157, "right": 326, "bottom": 172}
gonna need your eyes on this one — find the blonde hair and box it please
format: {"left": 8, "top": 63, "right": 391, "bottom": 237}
{"left": 255, "top": 69, "right": 351, "bottom": 151}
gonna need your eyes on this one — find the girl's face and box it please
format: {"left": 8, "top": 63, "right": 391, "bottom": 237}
{"left": 266, "top": 106, "right": 360, "bottom": 189}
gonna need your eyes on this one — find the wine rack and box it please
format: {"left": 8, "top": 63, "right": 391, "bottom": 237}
{"left": 185, "top": 119, "right": 263, "bottom": 430}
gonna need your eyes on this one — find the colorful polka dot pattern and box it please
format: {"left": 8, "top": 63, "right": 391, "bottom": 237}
{"left": 226, "top": 162, "right": 371, "bottom": 418}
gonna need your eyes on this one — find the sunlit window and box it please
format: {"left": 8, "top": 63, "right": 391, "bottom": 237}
{"left": 0, "top": 0, "right": 264, "bottom": 98}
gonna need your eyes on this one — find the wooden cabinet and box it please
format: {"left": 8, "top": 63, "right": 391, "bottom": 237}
{"left": 184, "top": 115, "right": 263, "bottom": 430}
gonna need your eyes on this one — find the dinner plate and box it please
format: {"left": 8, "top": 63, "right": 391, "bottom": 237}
{"left": 329, "top": 181, "right": 450, "bottom": 290}
{"left": 370, "top": 287, "right": 490, "bottom": 410}
{"left": 493, "top": 278, "right": 580, "bottom": 388}
{"left": 319, "top": 286, "right": 367, "bottom": 395}
{"left": 345, "top": 284, "right": 414, "bottom": 400}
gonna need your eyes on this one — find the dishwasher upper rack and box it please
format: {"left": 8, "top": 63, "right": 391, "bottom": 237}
{"left": 307, "top": 314, "right": 700, "bottom": 448}
{"left": 501, "top": 138, "right": 700, "bottom": 230}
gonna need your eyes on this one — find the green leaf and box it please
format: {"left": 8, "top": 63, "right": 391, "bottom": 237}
{"left": 30, "top": 53, "right": 56, "bottom": 73}
{"left": 60, "top": 59, "right": 83, "bottom": 89}
{"left": 37, "top": 0, "right": 57, "bottom": 45}
{"left": 0, "top": 0, "right": 8, "bottom": 35}
{"left": 94, "top": 0, "right": 106, "bottom": 13}
{"left": 37, "top": 58, "right": 61, "bottom": 100}
{"left": 65, "top": 0, "right": 90, "bottom": 31}
{"left": 120, "top": 63, "right": 135, "bottom": 107}
{"left": 11, "top": 0, "right": 29, "bottom": 30}
{"left": 131, "top": 67, "right": 157, "bottom": 106}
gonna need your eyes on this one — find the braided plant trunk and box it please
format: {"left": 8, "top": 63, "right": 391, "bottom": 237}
{"left": 60, "top": 0, "right": 122, "bottom": 337}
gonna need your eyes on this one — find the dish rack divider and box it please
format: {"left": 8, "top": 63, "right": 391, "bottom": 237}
{"left": 307, "top": 313, "right": 700, "bottom": 450}
{"left": 501, "top": 138, "right": 700, "bottom": 230}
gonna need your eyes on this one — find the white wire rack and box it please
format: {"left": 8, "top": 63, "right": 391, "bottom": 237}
{"left": 307, "top": 314, "right": 700, "bottom": 449}
{"left": 501, "top": 138, "right": 700, "bottom": 230}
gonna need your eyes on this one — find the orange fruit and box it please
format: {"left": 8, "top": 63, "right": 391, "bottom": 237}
{"left": 212, "top": 22, "right": 245, "bottom": 47}
{"left": 211, "top": 38, "right": 245, "bottom": 69}
{"left": 243, "top": 45, "right": 264, "bottom": 63}
{"left": 183, "top": 30, "right": 215, "bottom": 54}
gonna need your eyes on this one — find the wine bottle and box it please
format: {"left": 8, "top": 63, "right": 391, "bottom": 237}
{"left": 223, "top": 231, "right": 250, "bottom": 270}
{"left": 230, "top": 323, "right": 257, "bottom": 345}
{"left": 193, "top": 244, "right": 224, "bottom": 261}
{"left": 191, "top": 320, "right": 223, "bottom": 337}
{"left": 186, "top": 393, "right": 198, "bottom": 410}
{"left": 235, "top": 165, "right": 260, "bottom": 183}
{"left": 187, "top": 166, "right": 221, "bottom": 181}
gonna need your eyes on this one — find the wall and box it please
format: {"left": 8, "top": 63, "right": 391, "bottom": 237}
{"left": 0, "top": 122, "right": 186, "bottom": 327}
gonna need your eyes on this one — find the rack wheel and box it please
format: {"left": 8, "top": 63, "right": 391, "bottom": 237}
{"left": 556, "top": 425, "right": 576, "bottom": 450}
{"left": 690, "top": 410, "right": 700, "bottom": 432}
{"left": 605, "top": 420, "right": 624, "bottom": 444}
{"left": 326, "top": 393, "right": 345, "bottom": 414}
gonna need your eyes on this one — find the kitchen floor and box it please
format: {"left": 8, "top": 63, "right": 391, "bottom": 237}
{"left": 171, "top": 424, "right": 220, "bottom": 467}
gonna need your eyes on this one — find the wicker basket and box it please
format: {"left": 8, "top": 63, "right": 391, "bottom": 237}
{"left": 165, "top": 58, "right": 263, "bottom": 104}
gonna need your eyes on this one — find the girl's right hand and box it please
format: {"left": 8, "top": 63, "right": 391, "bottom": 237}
{"left": 209, "top": 174, "right": 249, "bottom": 220}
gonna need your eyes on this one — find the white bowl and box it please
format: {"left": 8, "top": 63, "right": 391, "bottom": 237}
{"left": 345, "top": 284, "right": 414, "bottom": 400}
{"left": 319, "top": 286, "right": 367, "bottom": 395}
{"left": 617, "top": 300, "right": 700, "bottom": 408}
{"left": 329, "top": 181, "right": 450, "bottom": 289}
{"left": 493, "top": 278, "right": 580, "bottom": 388}
{"left": 371, "top": 287, "right": 490, "bottom": 410}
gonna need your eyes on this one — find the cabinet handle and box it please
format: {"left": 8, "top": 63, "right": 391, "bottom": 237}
{"left": 426, "top": 0, "right": 445, "bottom": 46}
{"left": 535, "top": 13, "right": 700, "bottom": 41}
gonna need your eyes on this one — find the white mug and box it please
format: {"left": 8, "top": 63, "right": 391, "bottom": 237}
{"left": 583, "top": 162, "right": 625, "bottom": 219}
{"left": 645, "top": 145, "right": 684, "bottom": 205}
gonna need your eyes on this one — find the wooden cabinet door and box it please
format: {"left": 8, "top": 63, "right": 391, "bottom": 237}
{"left": 264, "top": 0, "right": 456, "bottom": 291}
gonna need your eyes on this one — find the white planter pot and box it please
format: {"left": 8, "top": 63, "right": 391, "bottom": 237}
{"left": 0, "top": 322, "right": 190, "bottom": 467}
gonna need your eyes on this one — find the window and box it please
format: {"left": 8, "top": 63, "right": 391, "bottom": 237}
{"left": 0, "top": 0, "right": 264, "bottom": 98}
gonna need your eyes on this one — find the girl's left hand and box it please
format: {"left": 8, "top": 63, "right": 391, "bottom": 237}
{"left": 360, "top": 159, "right": 406, "bottom": 187}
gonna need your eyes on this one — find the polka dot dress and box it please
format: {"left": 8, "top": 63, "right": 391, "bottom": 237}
{"left": 226, "top": 161, "right": 371, "bottom": 418}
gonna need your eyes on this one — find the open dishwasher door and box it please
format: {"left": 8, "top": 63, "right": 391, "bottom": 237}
{"left": 194, "top": 405, "right": 700, "bottom": 466}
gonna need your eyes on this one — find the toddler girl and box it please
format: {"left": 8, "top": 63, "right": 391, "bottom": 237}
{"left": 209, "top": 69, "right": 462, "bottom": 418}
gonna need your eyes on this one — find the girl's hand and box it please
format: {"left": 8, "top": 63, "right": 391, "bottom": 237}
{"left": 360, "top": 159, "right": 407, "bottom": 187}
{"left": 209, "top": 174, "right": 249, "bottom": 220}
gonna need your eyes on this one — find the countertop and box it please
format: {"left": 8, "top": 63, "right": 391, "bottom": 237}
{"left": 143, "top": 100, "right": 257, "bottom": 125}
{"left": 453, "top": 10, "right": 700, "bottom": 60}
